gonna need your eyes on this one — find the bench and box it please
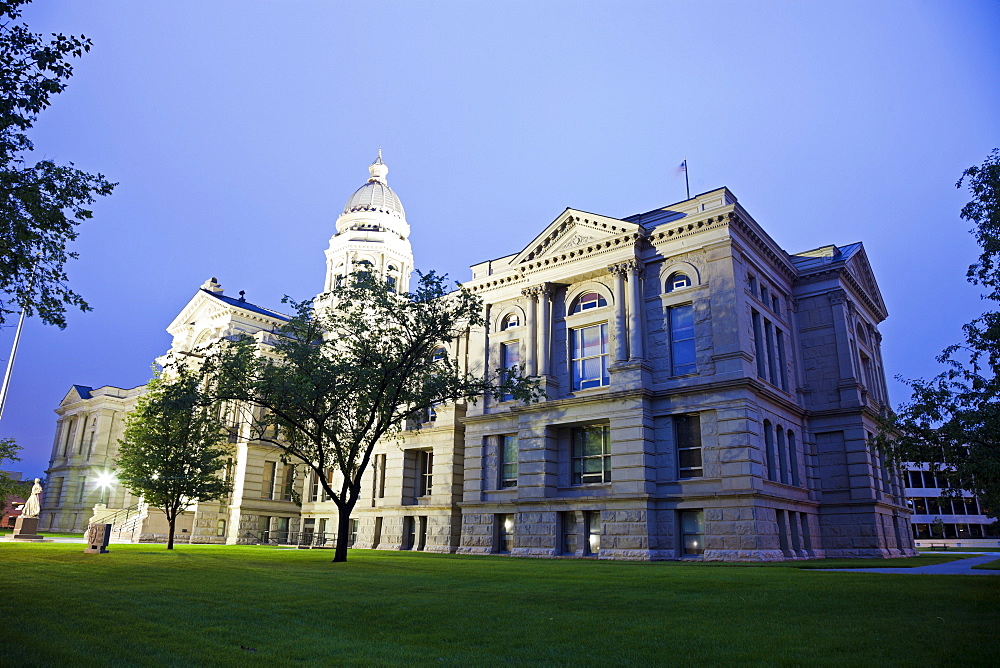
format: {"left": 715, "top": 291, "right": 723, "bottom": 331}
{"left": 928, "top": 543, "right": 949, "bottom": 550}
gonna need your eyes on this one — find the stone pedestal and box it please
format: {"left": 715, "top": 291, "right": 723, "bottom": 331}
{"left": 0, "top": 515, "right": 51, "bottom": 542}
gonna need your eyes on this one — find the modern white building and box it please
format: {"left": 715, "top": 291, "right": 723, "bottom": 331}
{"left": 41, "top": 154, "right": 916, "bottom": 559}
{"left": 903, "top": 464, "right": 998, "bottom": 548}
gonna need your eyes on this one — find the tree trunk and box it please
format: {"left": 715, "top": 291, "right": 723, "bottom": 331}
{"left": 167, "top": 513, "right": 176, "bottom": 550}
{"left": 333, "top": 509, "right": 353, "bottom": 562}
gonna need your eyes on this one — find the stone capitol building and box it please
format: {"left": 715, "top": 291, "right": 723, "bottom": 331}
{"left": 39, "top": 153, "right": 916, "bottom": 560}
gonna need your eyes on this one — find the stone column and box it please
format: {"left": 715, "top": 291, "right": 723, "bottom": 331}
{"left": 538, "top": 284, "right": 552, "bottom": 376}
{"left": 522, "top": 287, "right": 538, "bottom": 376}
{"left": 625, "top": 260, "right": 644, "bottom": 362}
{"left": 608, "top": 264, "right": 628, "bottom": 364}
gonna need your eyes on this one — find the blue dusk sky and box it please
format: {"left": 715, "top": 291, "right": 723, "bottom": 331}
{"left": 3, "top": 0, "right": 998, "bottom": 477}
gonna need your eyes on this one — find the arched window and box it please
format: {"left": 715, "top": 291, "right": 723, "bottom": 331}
{"left": 856, "top": 323, "right": 868, "bottom": 344}
{"left": 666, "top": 272, "right": 692, "bottom": 293}
{"left": 570, "top": 291, "right": 607, "bottom": 314}
{"left": 502, "top": 313, "right": 520, "bottom": 330}
{"left": 431, "top": 347, "right": 447, "bottom": 363}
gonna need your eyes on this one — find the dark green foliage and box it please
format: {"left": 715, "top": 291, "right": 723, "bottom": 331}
{"left": 115, "top": 367, "right": 231, "bottom": 549}
{"left": 0, "top": 435, "right": 29, "bottom": 503}
{"left": 883, "top": 150, "right": 1000, "bottom": 517}
{"left": 206, "top": 271, "right": 541, "bottom": 562}
{"left": 0, "top": 0, "right": 116, "bottom": 328}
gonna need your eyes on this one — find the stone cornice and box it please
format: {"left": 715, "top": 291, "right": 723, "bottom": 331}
{"left": 723, "top": 211, "right": 798, "bottom": 282}
{"left": 794, "top": 266, "right": 887, "bottom": 321}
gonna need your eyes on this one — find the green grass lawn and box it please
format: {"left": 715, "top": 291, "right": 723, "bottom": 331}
{"left": 1, "top": 544, "right": 997, "bottom": 667}
{"left": 973, "top": 560, "right": 1000, "bottom": 570}
{"left": 0, "top": 530, "right": 84, "bottom": 537}
{"left": 918, "top": 547, "right": 1000, "bottom": 552}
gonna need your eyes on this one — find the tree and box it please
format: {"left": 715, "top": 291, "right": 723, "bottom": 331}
{"left": 0, "top": 436, "right": 29, "bottom": 506}
{"left": 883, "top": 149, "right": 1000, "bottom": 518}
{"left": 0, "top": 0, "right": 115, "bottom": 328}
{"left": 204, "top": 271, "right": 541, "bottom": 562}
{"left": 115, "top": 366, "right": 232, "bottom": 549}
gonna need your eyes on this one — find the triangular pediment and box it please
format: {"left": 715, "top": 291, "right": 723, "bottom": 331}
{"left": 843, "top": 244, "right": 887, "bottom": 318}
{"left": 60, "top": 385, "right": 93, "bottom": 406}
{"left": 165, "top": 290, "right": 235, "bottom": 336}
{"left": 509, "top": 208, "right": 644, "bottom": 267}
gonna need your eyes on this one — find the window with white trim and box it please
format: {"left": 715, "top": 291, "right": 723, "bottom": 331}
{"left": 572, "top": 425, "right": 611, "bottom": 485}
{"left": 571, "top": 291, "right": 607, "bottom": 314}
{"left": 500, "top": 341, "right": 520, "bottom": 401}
{"left": 669, "top": 304, "right": 696, "bottom": 376}
{"left": 666, "top": 272, "right": 692, "bottom": 293}
{"left": 571, "top": 323, "right": 609, "bottom": 390}
{"left": 676, "top": 414, "right": 703, "bottom": 478}
{"left": 500, "top": 434, "right": 518, "bottom": 488}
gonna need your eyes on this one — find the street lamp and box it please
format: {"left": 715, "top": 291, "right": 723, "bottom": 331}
{"left": 95, "top": 471, "right": 116, "bottom": 505}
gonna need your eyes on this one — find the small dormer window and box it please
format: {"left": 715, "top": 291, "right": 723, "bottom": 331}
{"left": 571, "top": 292, "right": 607, "bottom": 314}
{"left": 502, "top": 313, "right": 520, "bottom": 330}
{"left": 666, "top": 272, "right": 692, "bottom": 293}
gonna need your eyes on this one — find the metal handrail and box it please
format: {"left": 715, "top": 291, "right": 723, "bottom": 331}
{"left": 100, "top": 502, "right": 144, "bottom": 529}
{"left": 243, "top": 530, "right": 342, "bottom": 548}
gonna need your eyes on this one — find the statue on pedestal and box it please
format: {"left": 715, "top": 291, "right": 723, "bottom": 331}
{"left": 21, "top": 478, "right": 41, "bottom": 518}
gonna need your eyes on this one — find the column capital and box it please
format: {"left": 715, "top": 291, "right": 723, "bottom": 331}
{"left": 608, "top": 259, "right": 643, "bottom": 277}
{"left": 521, "top": 286, "right": 542, "bottom": 300}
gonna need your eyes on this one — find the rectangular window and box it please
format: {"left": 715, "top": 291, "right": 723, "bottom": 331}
{"left": 752, "top": 310, "right": 767, "bottom": 378}
{"left": 281, "top": 465, "right": 294, "bottom": 501}
{"left": 776, "top": 428, "right": 788, "bottom": 485}
{"left": 680, "top": 510, "right": 705, "bottom": 556}
{"left": 572, "top": 425, "right": 611, "bottom": 485}
{"left": 403, "top": 517, "right": 415, "bottom": 550}
{"left": 259, "top": 515, "right": 271, "bottom": 541}
{"left": 500, "top": 434, "right": 518, "bottom": 488}
{"left": 262, "top": 461, "right": 276, "bottom": 500}
{"left": 764, "top": 422, "right": 775, "bottom": 481}
{"left": 561, "top": 512, "right": 578, "bottom": 555}
{"left": 497, "top": 514, "right": 514, "bottom": 553}
{"left": 76, "top": 476, "right": 86, "bottom": 503}
{"left": 216, "top": 519, "right": 227, "bottom": 537}
{"left": 669, "top": 304, "right": 696, "bottom": 376}
{"left": 500, "top": 341, "right": 520, "bottom": 401}
{"left": 585, "top": 511, "right": 601, "bottom": 556}
{"left": 676, "top": 415, "right": 703, "bottom": 479}
{"left": 749, "top": 275, "right": 758, "bottom": 296}
{"left": 571, "top": 323, "right": 609, "bottom": 389}
{"left": 776, "top": 329, "right": 788, "bottom": 391}
{"left": 788, "top": 431, "right": 800, "bottom": 487}
{"left": 349, "top": 518, "right": 359, "bottom": 547}
{"left": 417, "top": 516, "right": 427, "bottom": 551}
{"left": 764, "top": 320, "right": 777, "bottom": 383}
{"left": 417, "top": 450, "right": 433, "bottom": 497}
{"left": 371, "top": 453, "right": 386, "bottom": 504}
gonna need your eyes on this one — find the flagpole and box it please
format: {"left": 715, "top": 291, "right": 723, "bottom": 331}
{"left": 684, "top": 159, "right": 690, "bottom": 199}
{"left": 0, "top": 256, "right": 39, "bottom": 420}
{"left": 0, "top": 302, "right": 27, "bottom": 421}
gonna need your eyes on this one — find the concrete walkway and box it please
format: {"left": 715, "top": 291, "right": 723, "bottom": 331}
{"left": 820, "top": 552, "right": 1000, "bottom": 575}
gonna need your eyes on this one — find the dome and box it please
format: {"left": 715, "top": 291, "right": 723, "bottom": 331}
{"left": 341, "top": 151, "right": 405, "bottom": 218}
